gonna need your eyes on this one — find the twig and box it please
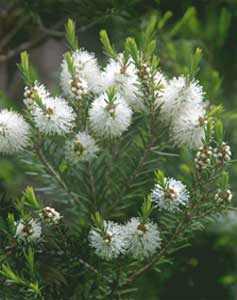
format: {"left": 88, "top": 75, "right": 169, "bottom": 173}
{"left": 78, "top": 258, "right": 111, "bottom": 283}
{"left": 34, "top": 145, "right": 80, "bottom": 204}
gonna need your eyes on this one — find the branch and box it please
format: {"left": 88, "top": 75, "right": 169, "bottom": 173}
{"left": 34, "top": 143, "right": 80, "bottom": 204}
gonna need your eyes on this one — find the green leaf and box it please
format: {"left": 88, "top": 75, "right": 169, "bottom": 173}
{"left": 208, "top": 105, "right": 224, "bottom": 117}
{"left": 99, "top": 30, "right": 117, "bottom": 59}
{"left": 219, "top": 171, "right": 229, "bottom": 189}
{"left": 91, "top": 211, "right": 104, "bottom": 231}
{"left": 215, "top": 120, "right": 224, "bottom": 143}
{"left": 141, "top": 195, "right": 154, "bottom": 220}
{"left": 65, "top": 51, "right": 76, "bottom": 80}
{"left": 17, "top": 51, "right": 35, "bottom": 86}
{"left": 1, "top": 264, "right": 25, "bottom": 285}
{"left": 154, "top": 170, "right": 166, "bottom": 187}
{"left": 169, "top": 7, "right": 197, "bottom": 38}
{"left": 189, "top": 48, "right": 202, "bottom": 78}
{"left": 157, "top": 11, "right": 173, "bottom": 30}
{"left": 125, "top": 37, "right": 139, "bottom": 65}
{"left": 23, "top": 247, "right": 35, "bottom": 276}
{"left": 23, "top": 186, "right": 41, "bottom": 209}
{"left": 204, "top": 118, "right": 213, "bottom": 144}
{"left": 65, "top": 18, "right": 78, "bottom": 51}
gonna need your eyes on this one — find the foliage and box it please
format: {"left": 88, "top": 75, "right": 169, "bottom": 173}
{"left": 0, "top": 14, "right": 235, "bottom": 299}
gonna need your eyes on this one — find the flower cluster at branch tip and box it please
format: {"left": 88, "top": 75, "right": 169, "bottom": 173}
{"left": 40, "top": 206, "right": 62, "bottom": 225}
{"left": 0, "top": 110, "right": 30, "bottom": 154}
{"left": 215, "top": 189, "right": 233, "bottom": 204}
{"left": 15, "top": 219, "right": 42, "bottom": 243}
{"left": 124, "top": 217, "right": 161, "bottom": 259}
{"left": 23, "top": 81, "right": 50, "bottom": 109}
{"left": 151, "top": 177, "right": 190, "bottom": 212}
{"left": 89, "top": 221, "right": 126, "bottom": 260}
{"left": 61, "top": 49, "right": 103, "bottom": 98}
{"left": 89, "top": 218, "right": 161, "bottom": 260}
{"left": 215, "top": 142, "right": 231, "bottom": 165}
{"left": 15, "top": 206, "right": 62, "bottom": 243}
{"left": 32, "top": 96, "right": 75, "bottom": 135}
{"left": 160, "top": 76, "right": 206, "bottom": 149}
{"left": 89, "top": 92, "right": 132, "bottom": 137}
{"left": 65, "top": 131, "right": 98, "bottom": 164}
{"left": 195, "top": 145, "right": 214, "bottom": 170}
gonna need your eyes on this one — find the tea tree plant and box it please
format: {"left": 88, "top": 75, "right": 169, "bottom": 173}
{"left": 0, "top": 18, "right": 233, "bottom": 300}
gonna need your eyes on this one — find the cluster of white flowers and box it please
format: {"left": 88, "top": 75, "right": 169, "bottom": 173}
{"left": 215, "top": 189, "right": 233, "bottom": 204}
{"left": 65, "top": 131, "right": 98, "bottom": 164}
{"left": 124, "top": 217, "right": 161, "bottom": 259}
{"left": 61, "top": 49, "right": 103, "bottom": 98}
{"left": 0, "top": 109, "right": 30, "bottom": 154}
{"left": 215, "top": 142, "right": 231, "bottom": 165}
{"left": 89, "top": 92, "right": 132, "bottom": 137}
{"left": 89, "top": 221, "right": 126, "bottom": 260}
{"left": 194, "top": 142, "right": 231, "bottom": 171}
{"left": 23, "top": 81, "right": 50, "bottom": 109}
{"left": 195, "top": 145, "right": 214, "bottom": 170}
{"left": 160, "top": 76, "right": 206, "bottom": 149}
{"left": 89, "top": 218, "right": 161, "bottom": 260}
{"left": 102, "top": 55, "right": 144, "bottom": 111}
{"left": 39, "top": 206, "right": 62, "bottom": 225}
{"left": 0, "top": 47, "right": 211, "bottom": 155}
{"left": 151, "top": 177, "right": 190, "bottom": 212}
{"left": 15, "top": 206, "right": 62, "bottom": 243}
{"left": 32, "top": 96, "right": 75, "bottom": 135}
{"left": 15, "top": 219, "right": 42, "bottom": 243}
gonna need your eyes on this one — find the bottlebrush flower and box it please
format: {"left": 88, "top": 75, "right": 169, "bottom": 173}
{"left": 65, "top": 131, "right": 98, "bottom": 164}
{"left": 215, "top": 189, "right": 233, "bottom": 204}
{"left": 89, "top": 221, "right": 126, "bottom": 260}
{"left": 23, "top": 81, "right": 50, "bottom": 109}
{"left": 102, "top": 55, "right": 144, "bottom": 111}
{"left": 151, "top": 177, "right": 190, "bottom": 212}
{"left": 170, "top": 103, "right": 206, "bottom": 149}
{"left": 0, "top": 109, "right": 30, "bottom": 154}
{"left": 39, "top": 206, "right": 62, "bottom": 225}
{"left": 89, "top": 92, "right": 132, "bottom": 137}
{"left": 60, "top": 49, "right": 103, "bottom": 97}
{"left": 32, "top": 96, "right": 75, "bottom": 135}
{"left": 15, "top": 219, "right": 42, "bottom": 243}
{"left": 160, "top": 76, "right": 204, "bottom": 121}
{"left": 124, "top": 217, "right": 161, "bottom": 259}
{"left": 215, "top": 142, "right": 231, "bottom": 165}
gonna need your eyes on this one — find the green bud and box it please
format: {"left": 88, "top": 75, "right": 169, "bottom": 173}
{"left": 99, "top": 30, "right": 117, "bottom": 59}
{"left": 65, "top": 19, "right": 78, "bottom": 51}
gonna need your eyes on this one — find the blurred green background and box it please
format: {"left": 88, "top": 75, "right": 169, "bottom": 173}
{"left": 0, "top": 0, "right": 237, "bottom": 299}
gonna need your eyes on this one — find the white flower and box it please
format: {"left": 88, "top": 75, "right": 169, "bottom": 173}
{"left": 0, "top": 110, "right": 30, "bottom": 154}
{"left": 215, "top": 142, "right": 231, "bottom": 165}
{"left": 160, "top": 76, "right": 204, "bottom": 121}
{"left": 65, "top": 131, "right": 98, "bottom": 164}
{"left": 60, "top": 49, "right": 103, "bottom": 97}
{"left": 124, "top": 218, "right": 161, "bottom": 259}
{"left": 151, "top": 177, "right": 190, "bottom": 212}
{"left": 23, "top": 81, "right": 50, "bottom": 109}
{"left": 89, "top": 92, "right": 132, "bottom": 137}
{"left": 32, "top": 96, "right": 75, "bottom": 135}
{"left": 89, "top": 221, "right": 126, "bottom": 260}
{"left": 195, "top": 145, "right": 214, "bottom": 170}
{"left": 170, "top": 103, "right": 206, "bottom": 149}
{"left": 102, "top": 55, "right": 144, "bottom": 111}
{"left": 215, "top": 189, "right": 233, "bottom": 204}
{"left": 15, "top": 219, "right": 42, "bottom": 243}
{"left": 39, "top": 206, "right": 62, "bottom": 225}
